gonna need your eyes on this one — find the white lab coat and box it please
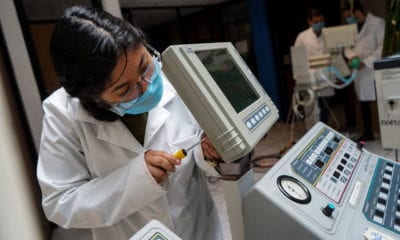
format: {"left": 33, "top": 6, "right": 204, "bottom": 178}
{"left": 345, "top": 13, "right": 385, "bottom": 101}
{"left": 37, "top": 76, "right": 226, "bottom": 240}
{"left": 294, "top": 27, "right": 334, "bottom": 97}
{"left": 294, "top": 27, "right": 324, "bottom": 57}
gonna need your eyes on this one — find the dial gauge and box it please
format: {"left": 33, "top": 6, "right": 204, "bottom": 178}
{"left": 277, "top": 175, "right": 311, "bottom": 204}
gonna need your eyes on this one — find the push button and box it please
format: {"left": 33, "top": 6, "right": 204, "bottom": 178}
{"left": 322, "top": 203, "right": 335, "bottom": 217}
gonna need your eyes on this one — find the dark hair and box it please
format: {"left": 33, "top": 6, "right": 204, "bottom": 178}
{"left": 343, "top": 1, "right": 365, "bottom": 13}
{"left": 50, "top": 5, "right": 147, "bottom": 121}
{"left": 306, "top": 8, "right": 323, "bottom": 21}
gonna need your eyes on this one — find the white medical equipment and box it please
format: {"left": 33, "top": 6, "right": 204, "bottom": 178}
{"left": 162, "top": 42, "right": 279, "bottom": 240}
{"left": 161, "top": 42, "right": 400, "bottom": 240}
{"left": 290, "top": 24, "right": 358, "bottom": 129}
{"left": 374, "top": 54, "right": 400, "bottom": 151}
{"left": 323, "top": 24, "right": 357, "bottom": 49}
{"left": 244, "top": 122, "right": 400, "bottom": 240}
{"left": 129, "top": 220, "right": 181, "bottom": 240}
{"left": 322, "top": 24, "right": 358, "bottom": 78}
{"left": 162, "top": 42, "right": 279, "bottom": 163}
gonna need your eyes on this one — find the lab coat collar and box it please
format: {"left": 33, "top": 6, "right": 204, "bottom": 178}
{"left": 357, "top": 12, "right": 373, "bottom": 38}
{"left": 145, "top": 74, "right": 176, "bottom": 145}
{"left": 69, "top": 76, "right": 176, "bottom": 152}
{"left": 307, "top": 27, "right": 322, "bottom": 39}
{"left": 97, "top": 120, "right": 144, "bottom": 152}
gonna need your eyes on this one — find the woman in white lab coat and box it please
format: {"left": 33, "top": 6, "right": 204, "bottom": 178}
{"left": 37, "top": 6, "right": 224, "bottom": 240}
{"left": 343, "top": 1, "right": 385, "bottom": 141}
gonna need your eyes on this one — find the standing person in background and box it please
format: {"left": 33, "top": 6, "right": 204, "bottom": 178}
{"left": 294, "top": 8, "right": 334, "bottom": 125}
{"left": 343, "top": 0, "right": 385, "bottom": 141}
{"left": 36, "top": 5, "right": 226, "bottom": 240}
{"left": 295, "top": 8, "right": 326, "bottom": 56}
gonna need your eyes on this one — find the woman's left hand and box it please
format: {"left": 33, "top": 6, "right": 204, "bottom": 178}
{"left": 201, "top": 134, "right": 221, "bottom": 160}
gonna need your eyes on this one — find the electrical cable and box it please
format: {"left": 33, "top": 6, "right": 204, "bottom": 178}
{"left": 321, "top": 97, "right": 341, "bottom": 130}
{"left": 292, "top": 88, "right": 316, "bottom": 120}
{"left": 251, "top": 154, "right": 280, "bottom": 170}
{"left": 294, "top": 89, "right": 315, "bottom": 106}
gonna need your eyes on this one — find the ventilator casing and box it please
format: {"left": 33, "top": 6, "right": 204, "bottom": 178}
{"left": 244, "top": 122, "right": 400, "bottom": 240}
{"left": 162, "top": 42, "right": 279, "bottom": 162}
{"left": 374, "top": 55, "right": 400, "bottom": 149}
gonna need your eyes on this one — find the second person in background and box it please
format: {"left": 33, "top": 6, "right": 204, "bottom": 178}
{"left": 294, "top": 8, "right": 335, "bottom": 125}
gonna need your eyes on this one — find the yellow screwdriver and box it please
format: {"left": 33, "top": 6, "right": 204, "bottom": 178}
{"left": 173, "top": 138, "right": 205, "bottom": 160}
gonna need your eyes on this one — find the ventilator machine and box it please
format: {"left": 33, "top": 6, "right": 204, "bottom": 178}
{"left": 244, "top": 122, "right": 400, "bottom": 239}
{"left": 290, "top": 24, "right": 358, "bottom": 129}
{"left": 374, "top": 54, "right": 400, "bottom": 150}
{"left": 131, "top": 42, "right": 400, "bottom": 240}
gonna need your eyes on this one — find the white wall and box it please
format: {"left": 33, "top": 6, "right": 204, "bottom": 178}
{"left": 0, "top": 51, "right": 44, "bottom": 240}
{"left": 0, "top": 0, "right": 44, "bottom": 151}
{"left": 101, "top": 0, "right": 122, "bottom": 18}
{"left": 0, "top": 0, "right": 45, "bottom": 239}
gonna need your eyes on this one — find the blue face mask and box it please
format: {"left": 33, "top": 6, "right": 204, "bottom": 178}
{"left": 312, "top": 22, "right": 325, "bottom": 32}
{"left": 346, "top": 16, "right": 357, "bottom": 24}
{"left": 110, "top": 61, "right": 164, "bottom": 116}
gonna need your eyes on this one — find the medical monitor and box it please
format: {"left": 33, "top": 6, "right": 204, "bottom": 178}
{"left": 195, "top": 49, "right": 260, "bottom": 113}
{"left": 162, "top": 42, "right": 279, "bottom": 162}
{"left": 322, "top": 24, "right": 357, "bottom": 50}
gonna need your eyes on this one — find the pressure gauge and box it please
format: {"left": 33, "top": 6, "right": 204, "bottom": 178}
{"left": 277, "top": 175, "right": 311, "bottom": 204}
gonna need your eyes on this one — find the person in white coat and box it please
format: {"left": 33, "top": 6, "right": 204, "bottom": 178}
{"left": 294, "top": 8, "right": 325, "bottom": 57}
{"left": 294, "top": 8, "right": 334, "bottom": 124}
{"left": 37, "top": 6, "right": 225, "bottom": 240}
{"left": 343, "top": 1, "right": 385, "bottom": 141}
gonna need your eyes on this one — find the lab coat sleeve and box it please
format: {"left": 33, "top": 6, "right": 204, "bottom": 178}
{"left": 193, "top": 145, "right": 221, "bottom": 178}
{"left": 362, "top": 19, "right": 385, "bottom": 69}
{"left": 294, "top": 33, "right": 303, "bottom": 48}
{"left": 37, "top": 99, "right": 165, "bottom": 229}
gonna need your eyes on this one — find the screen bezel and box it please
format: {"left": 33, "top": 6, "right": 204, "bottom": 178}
{"left": 322, "top": 24, "right": 357, "bottom": 50}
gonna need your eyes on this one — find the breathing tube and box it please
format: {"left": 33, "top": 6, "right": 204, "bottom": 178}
{"left": 317, "top": 57, "right": 360, "bottom": 89}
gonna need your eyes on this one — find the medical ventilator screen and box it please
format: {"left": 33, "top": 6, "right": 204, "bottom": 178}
{"left": 195, "top": 49, "right": 259, "bottom": 113}
{"left": 162, "top": 42, "right": 278, "bottom": 162}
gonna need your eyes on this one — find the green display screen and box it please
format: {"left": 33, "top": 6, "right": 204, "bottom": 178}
{"left": 196, "top": 49, "right": 259, "bottom": 113}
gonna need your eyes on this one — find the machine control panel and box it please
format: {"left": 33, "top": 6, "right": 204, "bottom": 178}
{"left": 244, "top": 122, "right": 400, "bottom": 240}
{"left": 244, "top": 105, "right": 271, "bottom": 131}
{"left": 363, "top": 158, "right": 400, "bottom": 234}
{"left": 291, "top": 127, "right": 361, "bottom": 203}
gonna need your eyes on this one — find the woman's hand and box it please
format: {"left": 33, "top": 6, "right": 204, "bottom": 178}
{"left": 201, "top": 135, "right": 221, "bottom": 160}
{"left": 144, "top": 150, "right": 181, "bottom": 183}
